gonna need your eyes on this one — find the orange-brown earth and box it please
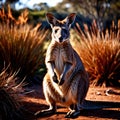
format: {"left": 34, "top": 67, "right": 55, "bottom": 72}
{"left": 21, "top": 84, "right": 120, "bottom": 120}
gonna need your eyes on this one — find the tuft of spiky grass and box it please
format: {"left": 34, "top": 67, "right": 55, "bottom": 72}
{"left": 73, "top": 20, "right": 120, "bottom": 87}
{"left": 0, "top": 23, "right": 47, "bottom": 80}
{"left": 0, "top": 6, "right": 47, "bottom": 81}
{"left": 0, "top": 69, "right": 25, "bottom": 120}
{"left": 0, "top": 5, "right": 29, "bottom": 25}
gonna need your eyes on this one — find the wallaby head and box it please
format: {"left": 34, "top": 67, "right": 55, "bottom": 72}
{"left": 46, "top": 13, "right": 76, "bottom": 43}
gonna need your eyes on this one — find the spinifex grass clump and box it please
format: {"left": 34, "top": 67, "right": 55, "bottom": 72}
{"left": 0, "top": 69, "right": 25, "bottom": 120}
{"left": 74, "top": 20, "right": 120, "bottom": 87}
{"left": 0, "top": 6, "right": 47, "bottom": 81}
{"left": 0, "top": 5, "right": 28, "bottom": 25}
{"left": 0, "top": 23, "right": 47, "bottom": 80}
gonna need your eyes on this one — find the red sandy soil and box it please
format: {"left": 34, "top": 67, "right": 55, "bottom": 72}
{"left": 20, "top": 84, "right": 120, "bottom": 120}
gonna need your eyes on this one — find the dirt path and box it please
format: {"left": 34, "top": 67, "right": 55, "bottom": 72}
{"left": 21, "top": 85, "right": 120, "bottom": 120}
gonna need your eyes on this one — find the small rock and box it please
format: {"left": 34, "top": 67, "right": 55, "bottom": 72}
{"left": 96, "top": 91, "right": 102, "bottom": 95}
{"left": 105, "top": 89, "right": 114, "bottom": 96}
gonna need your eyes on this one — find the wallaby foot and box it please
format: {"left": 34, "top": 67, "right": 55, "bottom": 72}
{"left": 65, "top": 110, "right": 80, "bottom": 118}
{"left": 34, "top": 108, "right": 56, "bottom": 117}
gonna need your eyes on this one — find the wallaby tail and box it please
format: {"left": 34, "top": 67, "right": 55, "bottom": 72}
{"left": 81, "top": 100, "right": 120, "bottom": 110}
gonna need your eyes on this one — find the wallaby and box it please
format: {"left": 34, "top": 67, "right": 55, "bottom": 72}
{"left": 35, "top": 13, "right": 89, "bottom": 118}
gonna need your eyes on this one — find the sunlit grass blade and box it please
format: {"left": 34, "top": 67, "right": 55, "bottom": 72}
{"left": 73, "top": 20, "right": 120, "bottom": 87}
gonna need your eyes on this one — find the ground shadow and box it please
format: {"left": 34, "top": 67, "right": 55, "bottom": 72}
{"left": 82, "top": 100, "right": 120, "bottom": 109}
{"left": 21, "top": 85, "right": 120, "bottom": 119}
{"left": 21, "top": 99, "right": 120, "bottom": 120}
{"left": 81, "top": 109, "right": 120, "bottom": 119}
{"left": 56, "top": 100, "right": 120, "bottom": 119}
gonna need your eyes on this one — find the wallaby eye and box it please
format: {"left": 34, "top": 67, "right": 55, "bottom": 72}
{"left": 54, "top": 29, "right": 58, "bottom": 33}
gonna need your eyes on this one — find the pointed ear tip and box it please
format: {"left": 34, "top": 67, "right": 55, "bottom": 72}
{"left": 68, "top": 13, "right": 76, "bottom": 18}
{"left": 46, "top": 13, "right": 53, "bottom": 17}
{"left": 71, "top": 13, "right": 76, "bottom": 16}
{"left": 46, "top": 13, "right": 48, "bottom": 15}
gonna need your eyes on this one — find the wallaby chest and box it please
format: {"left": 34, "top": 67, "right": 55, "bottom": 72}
{"left": 54, "top": 45, "right": 65, "bottom": 73}
{"left": 46, "top": 42, "right": 74, "bottom": 75}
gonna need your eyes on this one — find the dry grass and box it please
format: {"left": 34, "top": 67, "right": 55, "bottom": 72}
{"left": 73, "top": 20, "right": 120, "bottom": 87}
{"left": 0, "top": 6, "right": 44, "bottom": 119}
{"left": 0, "top": 23, "right": 47, "bottom": 80}
{"left": 0, "top": 6, "right": 47, "bottom": 80}
{"left": 0, "top": 5, "right": 28, "bottom": 25}
{"left": 0, "top": 69, "right": 25, "bottom": 120}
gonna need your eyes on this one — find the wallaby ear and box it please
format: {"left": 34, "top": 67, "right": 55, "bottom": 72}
{"left": 66, "top": 13, "right": 76, "bottom": 27}
{"left": 46, "top": 13, "right": 57, "bottom": 26}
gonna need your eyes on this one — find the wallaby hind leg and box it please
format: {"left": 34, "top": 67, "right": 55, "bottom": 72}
{"left": 35, "top": 73, "right": 56, "bottom": 117}
{"left": 65, "top": 72, "right": 89, "bottom": 118}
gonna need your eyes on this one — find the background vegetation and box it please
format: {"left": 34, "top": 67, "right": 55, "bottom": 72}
{"left": 0, "top": 1, "right": 119, "bottom": 119}
{"left": 73, "top": 21, "right": 120, "bottom": 87}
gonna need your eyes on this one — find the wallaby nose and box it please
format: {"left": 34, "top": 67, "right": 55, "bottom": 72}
{"left": 59, "top": 37, "right": 63, "bottom": 42}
